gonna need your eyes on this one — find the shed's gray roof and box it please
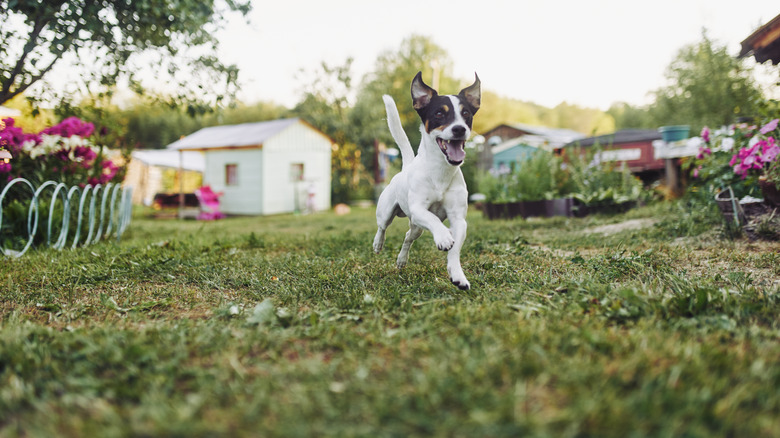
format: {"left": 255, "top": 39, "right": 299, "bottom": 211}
{"left": 486, "top": 123, "right": 584, "bottom": 149}
{"left": 166, "top": 118, "right": 301, "bottom": 151}
{"left": 565, "top": 129, "right": 661, "bottom": 147}
{"left": 132, "top": 149, "right": 204, "bottom": 171}
{"left": 504, "top": 123, "right": 585, "bottom": 146}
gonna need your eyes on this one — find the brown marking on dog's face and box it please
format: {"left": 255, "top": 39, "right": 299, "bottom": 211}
{"left": 411, "top": 73, "right": 480, "bottom": 134}
{"left": 418, "top": 96, "right": 473, "bottom": 134}
{"left": 410, "top": 72, "right": 481, "bottom": 166}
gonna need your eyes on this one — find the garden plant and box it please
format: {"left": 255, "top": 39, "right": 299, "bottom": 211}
{"left": 477, "top": 147, "right": 646, "bottom": 214}
{"left": 685, "top": 117, "right": 780, "bottom": 200}
{"left": 0, "top": 117, "right": 130, "bottom": 255}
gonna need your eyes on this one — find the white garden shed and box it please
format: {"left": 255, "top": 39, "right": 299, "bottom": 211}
{"left": 166, "top": 118, "right": 332, "bottom": 215}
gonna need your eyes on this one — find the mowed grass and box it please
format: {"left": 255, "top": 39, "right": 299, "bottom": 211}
{"left": 1, "top": 203, "right": 779, "bottom": 437}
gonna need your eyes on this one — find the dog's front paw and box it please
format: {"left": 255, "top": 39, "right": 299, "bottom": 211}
{"left": 434, "top": 232, "right": 455, "bottom": 251}
{"left": 449, "top": 272, "right": 470, "bottom": 290}
{"left": 448, "top": 265, "right": 470, "bottom": 290}
{"left": 451, "top": 278, "right": 471, "bottom": 290}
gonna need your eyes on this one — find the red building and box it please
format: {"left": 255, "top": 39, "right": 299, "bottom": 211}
{"left": 564, "top": 129, "right": 665, "bottom": 181}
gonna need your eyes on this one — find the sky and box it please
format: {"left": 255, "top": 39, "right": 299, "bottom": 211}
{"left": 214, "top": 0, "right": 779, "bottom": 110}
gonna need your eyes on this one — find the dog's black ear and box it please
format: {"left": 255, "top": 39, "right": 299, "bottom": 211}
{"left": 459, "top": 73, "right": 481, "bottom": 112}
{"left": 411, "top": 71, "right": 437, "bottom": 110}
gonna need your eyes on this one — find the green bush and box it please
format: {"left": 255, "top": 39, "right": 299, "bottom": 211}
{"left": 565, "top": 148, "right": 645, "bottom": 206}
{"left": 477, "top": 147, "right": 646, "bottom": 207}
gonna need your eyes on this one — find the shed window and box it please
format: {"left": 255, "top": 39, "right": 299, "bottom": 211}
{"left": 290, "top": 163, "right": 304, "bottom": 182}
{"left": 225, "top": 163, "right": 238, "bottom": 186}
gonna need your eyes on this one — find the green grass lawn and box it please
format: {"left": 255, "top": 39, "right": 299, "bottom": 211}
{"left": 1, "top": 203, "right": 779, "bottom": 437}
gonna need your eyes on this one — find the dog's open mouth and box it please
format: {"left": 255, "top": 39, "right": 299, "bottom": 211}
{"left": 436, "top": 138, "right": 466, "bottom": 165}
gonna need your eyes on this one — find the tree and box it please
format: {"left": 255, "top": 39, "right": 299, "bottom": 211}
{"left": 649, "top": 33, "right": 764, "bottom": 133}
{"left": 0, "top": 0, "right": 251, "bottom": 113}
{"left": 473, "top": 91, "right": 544, "bottom": 134}
{"left": 353, "top": 35, "right": 458, "bottom": 152}
{"left": 607, "top": 102, "right": 654, "bottom": 130}
{"left": 544, "top": 102, "right": 615, "bottom": 135}
{"left": 292, "top": 59, "right": 372, "bottom": 203}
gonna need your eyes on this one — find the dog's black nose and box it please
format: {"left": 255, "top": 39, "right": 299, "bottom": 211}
{"left": 452, "top": 126, "right": 466, "bottom": 138}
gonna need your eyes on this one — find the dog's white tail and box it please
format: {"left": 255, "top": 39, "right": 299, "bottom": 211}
{"left": 383, "top": 95, "right": 414, "bottom": 169}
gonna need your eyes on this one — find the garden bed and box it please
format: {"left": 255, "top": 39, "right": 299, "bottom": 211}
{"left": 482, "top": 198, "right": 638, "bottom": 220}
{"left": 482, "top": 198, "right": 578, "bottom": 220}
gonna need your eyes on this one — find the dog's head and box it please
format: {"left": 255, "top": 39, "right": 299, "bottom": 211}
{"left": 411, "top": 71, "right": 481, "bottom": 166}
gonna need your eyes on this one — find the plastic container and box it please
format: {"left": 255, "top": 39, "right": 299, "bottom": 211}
{"left": 658, "top": 125, "right": 690, "bottom": 142}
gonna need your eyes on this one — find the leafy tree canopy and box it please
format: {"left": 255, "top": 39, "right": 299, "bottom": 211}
{"left": 607, "top": 102, "right": 655, "bottom": 130}
{"left": 0, "top": 0, "right": 251, "bottom": 114}
{"left": 352, "top": 35, "right": 458, "bottom": 150}
{"left": 649, "top": 33, "right": 764, "bottom": 133}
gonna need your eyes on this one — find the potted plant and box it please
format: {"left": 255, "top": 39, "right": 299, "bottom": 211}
{"left": 728, "top": 118, "right": 779, "bottom": 207}
{"left": 763, "top": 157, "right": 780, "bottom": 206}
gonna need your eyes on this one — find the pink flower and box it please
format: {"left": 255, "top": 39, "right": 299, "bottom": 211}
{"left": 733, "top": 162, "right": 750, "bottom": 178}
{"left": 0, "top": 162, "right": 11, "bottom": 173}
{"left": 99, "top": 160, "right": 120, "bottom": 183}
{"left": 760, "top": 118, "right": 779, "bottom": 135}
{"left": 41, "top": 117, "right": 95, "bottom": 138}
{"left": 730, "top": 135, "right": 779, "bottom": 178}
{"left": 700, "top": 126, "right": 711, "bottom": 143}
{"left": 0, "top": 117, "right": 40, "bottom": 152}
{"left": 73, "top": 145, "right": 97, "bottom": 167}
{"left": 760, "top": 137, "right": 777, "bottom": 159}
{"left": 54, "top": 149, "right": 70, "bottom": 162}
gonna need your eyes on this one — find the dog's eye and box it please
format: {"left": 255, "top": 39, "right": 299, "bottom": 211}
{"left": 434, "top": 110, "right": 445, "bottom": 119}
{"left": 461, "top": 109, "right": 471, "bottom": 117}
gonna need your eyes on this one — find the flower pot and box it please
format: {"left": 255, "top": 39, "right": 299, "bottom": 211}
{"left": 758, "top": 176, "right": 780, "bottom": 207}
{"left": 715, "top": 188, "right": 745, "bottom": 225}
{"left": 658, "top": 125, "right": 690, "bottom": 142}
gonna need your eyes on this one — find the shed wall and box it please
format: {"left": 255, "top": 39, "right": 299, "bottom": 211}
{"left": 262, "top": 123, "right": 332, "bottom": 214}
{"left": 203, "top": 149, "right": 264, "bottom": 215}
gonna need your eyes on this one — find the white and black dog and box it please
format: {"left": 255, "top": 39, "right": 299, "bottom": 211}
{"left": 373, "top": 71, "right": 480, "bottom": 290}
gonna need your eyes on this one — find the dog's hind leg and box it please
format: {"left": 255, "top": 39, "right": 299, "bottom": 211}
{"left": 396, "top": 222, "right": 423, "bottom": 269}
{"left": 373, "top": 196, "right": 399, "bottom": 253}
{"left": 373, "top": 228, "right": 387, "bottom": 254}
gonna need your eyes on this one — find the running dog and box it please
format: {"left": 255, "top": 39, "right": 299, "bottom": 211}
{"left": 373, "top": 72, "right": 480, "bottom": 290}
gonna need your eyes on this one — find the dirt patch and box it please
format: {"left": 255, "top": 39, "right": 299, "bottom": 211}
{"left": 583, "top": 218, "right": 658, "bottom": 236}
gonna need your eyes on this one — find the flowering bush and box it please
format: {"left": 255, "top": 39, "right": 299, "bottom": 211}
{"left": 685, "top": 117, "right": 780, "bottom": 198}
{"left": 728, "top": 118, "right": 779, "bottom": 184}
{"left": 0, "top": 117, "right": 123, "bottom": 188}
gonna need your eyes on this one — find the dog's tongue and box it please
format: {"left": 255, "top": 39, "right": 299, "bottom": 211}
{"left": 445, "top": 141, "right": 465, "bottom": 163}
